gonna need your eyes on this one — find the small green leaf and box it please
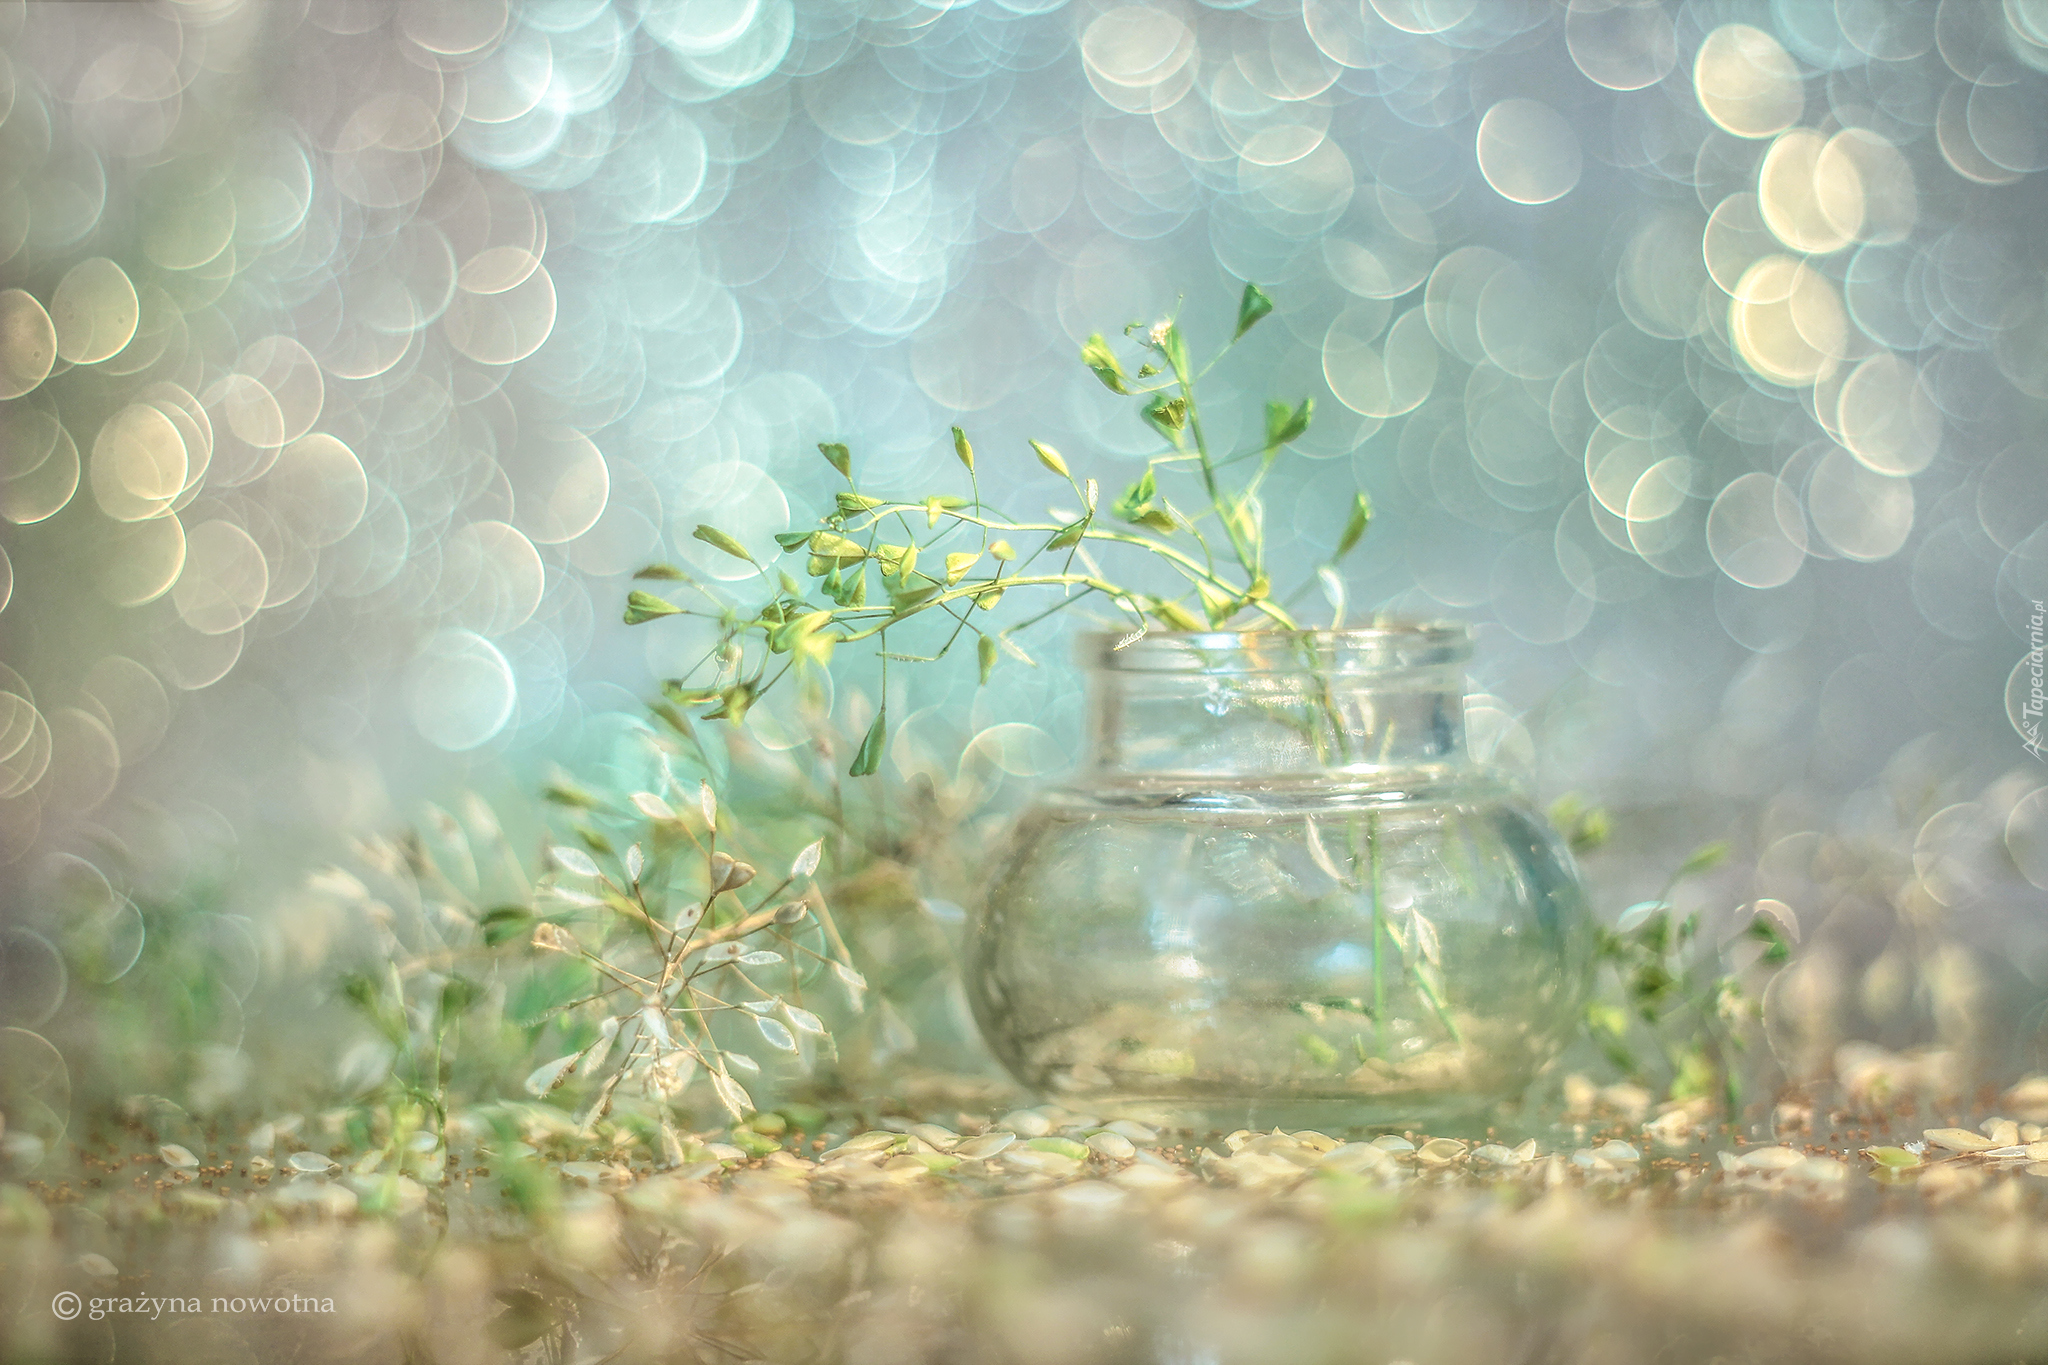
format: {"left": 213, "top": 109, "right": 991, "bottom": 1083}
{"left": 1265, "top": 396, "right": 1312, "bottom": 448}
{"left": 1030, "top": 440, "right": 1070, "bottom": 478}
{"left": 440, "top": 974, "right": 479, "bottom": 1017}
{"left": 773, "top": 531, "right": 814, "bottom": 551}
{"left": 1142, "top": 395, "right": 1186, "bottom": 434}
{"left": 1150, "top": 597, "right": 1205, "bottom": 631}
{"left": 888, "top": 582, "right": 940, "bottom": 611}
{"left": 797, "top": 626, "right": 839, "bottom": 667}
{"left": 849, "top": 706, "right": 887, "bottom": 777}
{"left": 706, "top": 681, "right": 757, "bottom": 722}
{"left": 1583, "top": 1002, "right": 1629, "bottom": 1037}
{"left": 777, "top": 1102, "right": 828, "bottom": 1132}
{"left": 952, "top": 426, "right": 975, "bottom": 472}
{"left": 1112, "top": 467, "right": 1158, "bottom": 524}
{"left": 1675, "top": 841, "right": 1731, "bottom": 880}
{"left": 1027, "top": 1136, "right": 1090, "bottom": 1160}
{"left": 692, "top": 524, "right": 754, "bottom": 564}
{"left": 479, "top": 906, "right": 535, "bottom": 947}
{"left": 633, "top": 563, "right": 690, "bottom": 580}
{"left": 808, "top": 531, "right": 867, "bottom": 562}
{"left": 977, "top": 633, "right": 998, "bottom": 685}
{"left": 1046, "top": 516, "right": 1088, "bottom": 550}
{"left": 1569, "top": 808, "right": 1610, "bottom": 855}
{"left": 623, "top": 590, "right": 683, "bottom": 625}
{"left": 660, "top": 681, "right": 719, "bottom": 708}
{"left": 1336, "top": 492, "right": 1372, "bottom": 559}
{"left": 819, "top": 442, "right": 851, "bottom": 478}
{"left": 1298, "top": 1032, "right": 1339, "bottom": 1066}
{"left": 1196, "top": 579, "right": 1237, "bottom": 624}
{"left": 1862, "top": 1145, "right": 1921, "bottom": 1169}
{"left": 944, "top": 551, "right": 979, "bottom": 584}
{"left": 835, "top": 491, "right": 884, "bottom": 514}
{"left": 1668, "top": 1049, "right": 1716, "bottom": 1101}
{"left": 1235, "top": 281, "right": 1274, "bottom": 340}
{"left": 1081, "top": 333, "right": 1128, "bottom": 394}
{"left": 339, "top": 971, "right": 379, "bottom": 1011}
{"left": 1747, "top": 916, "right": 1792, "bottom": 965}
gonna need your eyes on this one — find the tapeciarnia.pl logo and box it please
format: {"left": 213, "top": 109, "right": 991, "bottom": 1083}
{"left": 2023, "top": 599, "right": 2045, "bottom": 761}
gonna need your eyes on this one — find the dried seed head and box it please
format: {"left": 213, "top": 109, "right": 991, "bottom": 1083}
{"left": 774, "top": 900, "right": 807, "bottom": 925}
{"left": 708, "top": 853, "right": 756, "bottom": 892}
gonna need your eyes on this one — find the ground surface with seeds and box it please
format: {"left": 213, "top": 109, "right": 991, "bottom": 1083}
{"left": 7, "top": 1081, "right": 2048, "bottom": 1364}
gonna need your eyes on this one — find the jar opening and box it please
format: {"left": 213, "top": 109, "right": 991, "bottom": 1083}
{"left": 1079, "top": 623, "right": 1471, "bottom": 675}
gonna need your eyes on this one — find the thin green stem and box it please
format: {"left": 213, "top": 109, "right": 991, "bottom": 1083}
{"left": 1369, "top": 810, "right": 1384, "bottom": 1052}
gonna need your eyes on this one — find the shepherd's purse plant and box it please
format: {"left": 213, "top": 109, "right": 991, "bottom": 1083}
{"left": 623, "top": 282, "right": 1371, "bottom": 774}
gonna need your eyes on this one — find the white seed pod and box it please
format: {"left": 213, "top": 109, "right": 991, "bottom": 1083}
{"left": 711, "top": 1070, "right": 753, "bottom": 1118}
{"left": 630, "top": 791, "right": 675, "bottom": 821}
{"left": 550, "top": 845, "right": 600, "bottom": 879}
{"left": 524, "top": 1054, "right": 580, "bottom": 1098}
{"left": 640, "top": 1005, "right": 673, "bottom": 1051}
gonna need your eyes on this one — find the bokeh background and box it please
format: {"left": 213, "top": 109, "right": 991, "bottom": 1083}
{"left": 2, "top": 0, "right": 2046, "bottom": 1091}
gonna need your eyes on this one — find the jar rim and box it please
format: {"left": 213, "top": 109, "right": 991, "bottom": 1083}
{"left": 1078, "top": 621, "right": 1472, "bottom": 672}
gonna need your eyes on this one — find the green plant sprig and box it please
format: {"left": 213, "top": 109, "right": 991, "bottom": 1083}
{"left": 626, "top": 283, "right": 1374, "bottom": 774}
{"left": 1566, "top": 821, "right": 1793, "bottom": 1116}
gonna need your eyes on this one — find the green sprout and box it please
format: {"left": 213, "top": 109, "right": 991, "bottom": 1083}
{"left": 1571, "top": 827, "right": 1791, "bottom": 1116}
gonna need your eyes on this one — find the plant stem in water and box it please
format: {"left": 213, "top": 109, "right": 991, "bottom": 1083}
{"left": 1369, "top": 809, "right": 1384, "bottom": 1054}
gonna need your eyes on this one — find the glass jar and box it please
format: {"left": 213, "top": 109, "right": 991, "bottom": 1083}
{"left": 968, "top": 626, "right": 1593, "bottom": 1132}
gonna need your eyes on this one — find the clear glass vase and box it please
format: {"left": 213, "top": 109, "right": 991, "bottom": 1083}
{"left": 968, "top": 626, "right": 1593, "bottom": 1133}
